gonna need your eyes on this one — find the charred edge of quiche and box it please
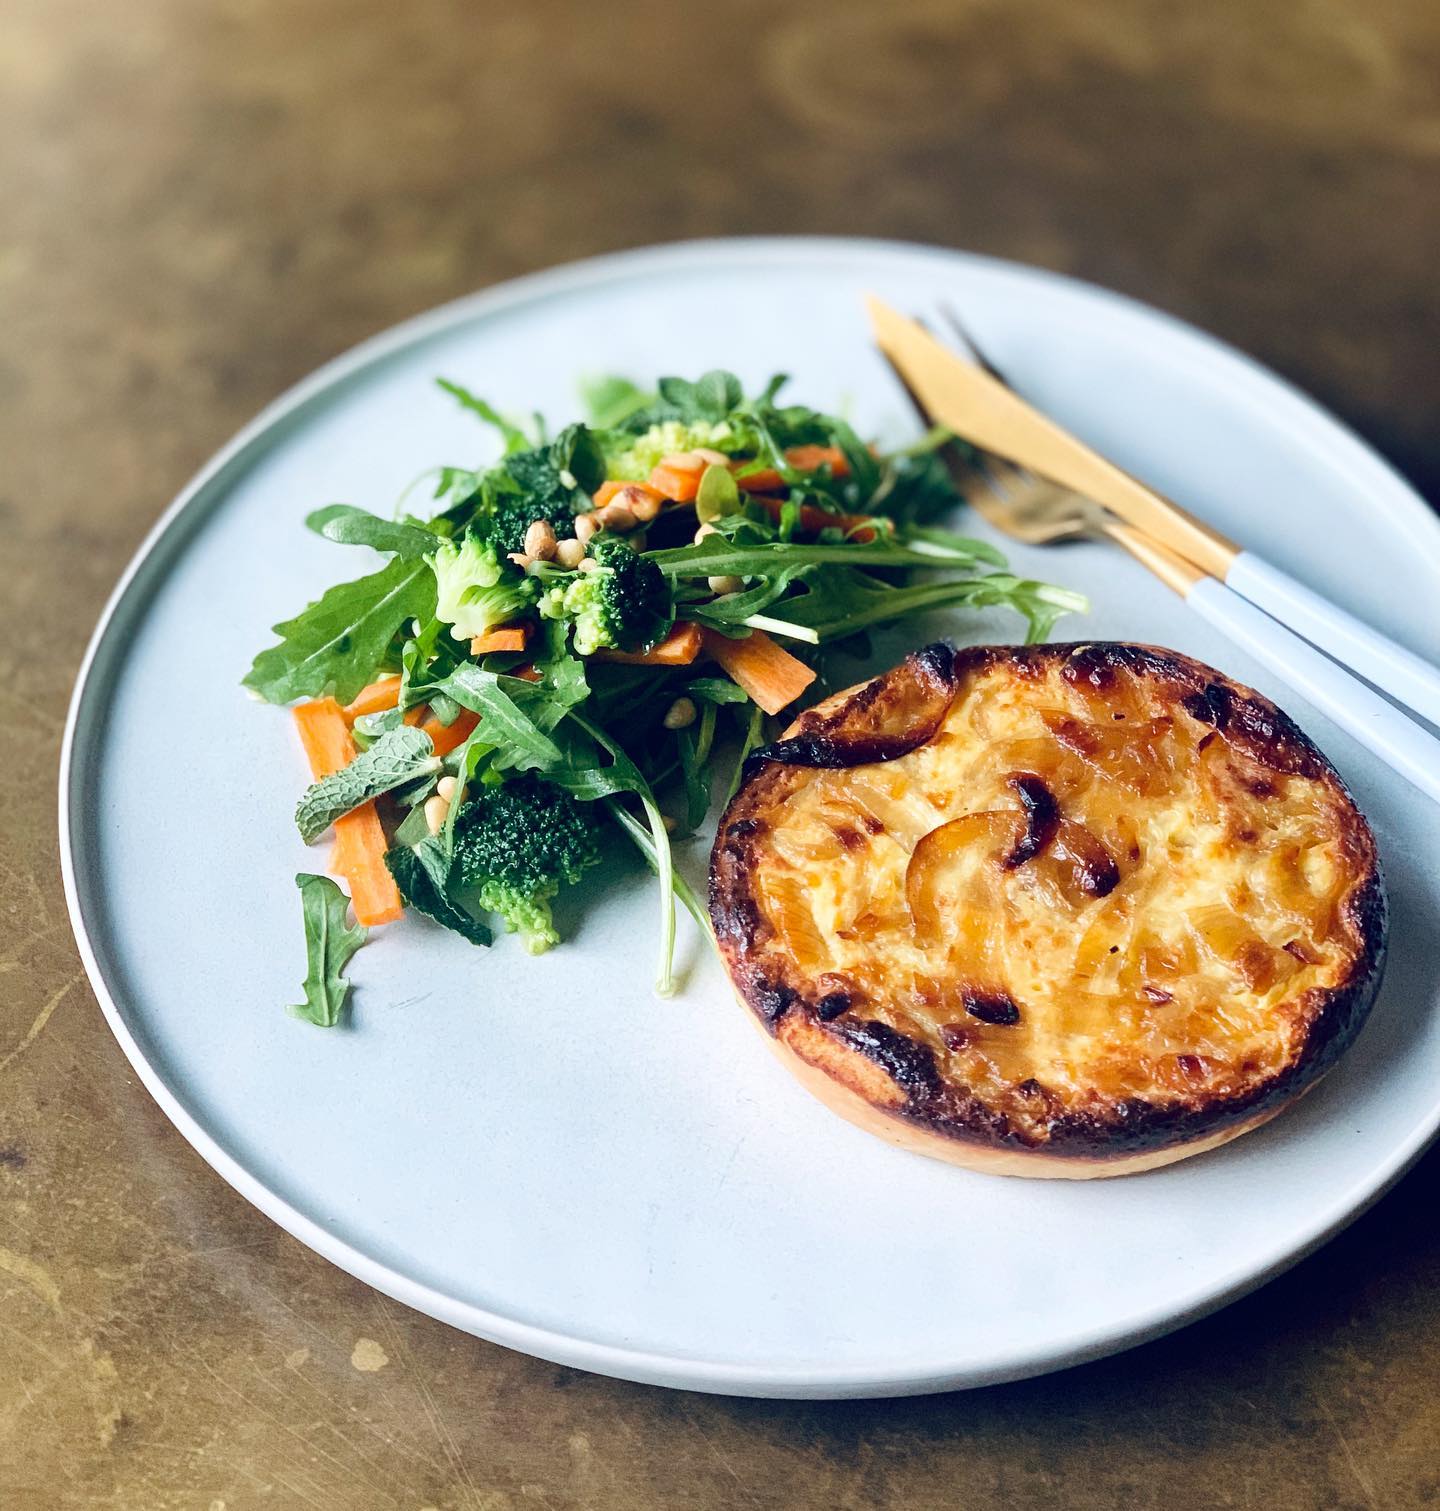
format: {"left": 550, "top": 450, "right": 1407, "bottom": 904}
{"left": 709, "top": 641, "right": 1389, "bottom": 1162}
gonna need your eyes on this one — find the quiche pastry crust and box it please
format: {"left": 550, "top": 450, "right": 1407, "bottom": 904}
{"left": 710, "top": 643, "right": 1387, "bottom": 1177}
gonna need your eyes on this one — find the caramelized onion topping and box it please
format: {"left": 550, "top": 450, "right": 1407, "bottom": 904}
{"left": 1003, "top": 772, "right": 1060, "bottom": 869}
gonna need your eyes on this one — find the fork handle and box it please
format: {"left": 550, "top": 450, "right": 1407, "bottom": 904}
{"left": 1186, "top": 576, "right": 1440, "bottom": 804}
{"left": 1226, "top": 551, "right": 1440, "bottom": 728}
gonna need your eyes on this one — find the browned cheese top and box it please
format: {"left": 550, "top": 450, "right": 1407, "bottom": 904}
{"left": 713, "top": 644, "right": 1384, "bottom": 1147}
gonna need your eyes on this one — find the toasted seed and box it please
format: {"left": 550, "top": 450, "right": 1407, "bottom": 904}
{"left": 437, "top": 775, "right": 458, "bottom": 802}
{"left": 577, "top": 556, "right": 601, "bottom": 574}
{"left": 694, "top": 522, "right": 718, "bottom": 543}
{"left": 691, "top": 447, "right": 731, "bottom": 467}
{"left": 597, "top": 502, "right": 637, "bottom": 533}
{"left": 508, "top": 551, "right": 532, "bottom": 570}
{"left": 423, "top": 794, "right": 449, "bottom": 836}
{"left": 574, "top": 513, "right": 598, "bottom": 544}
{"left": 554, "top": 537, "right": 586, "bottom": 569}
{"left": 524, "top": 519, "right": 558, "bottom": 561}
{"left": 659, "top": 451, "right": 700, "bottom": 470}
{"left": 708, "top": 574, "right": 744, "bottom": 595}
{"left": 663, "top": 697, "right": 697, "bottom": 730}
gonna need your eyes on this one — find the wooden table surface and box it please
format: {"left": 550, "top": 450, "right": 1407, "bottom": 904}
{"left": 4, "top": 1, "right": 1438, "bottom": 1505}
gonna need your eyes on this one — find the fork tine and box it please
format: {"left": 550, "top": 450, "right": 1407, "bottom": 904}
{"left": 935, "top": 303, "right": 1011, "bottom": 388}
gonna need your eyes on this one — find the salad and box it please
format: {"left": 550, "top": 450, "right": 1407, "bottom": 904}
{"left": 244, "top": 369, "right": 1085, "bottom": 1024}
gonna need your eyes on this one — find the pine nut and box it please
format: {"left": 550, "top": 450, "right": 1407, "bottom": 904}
{"left": 554, "top": 537, "right": 586, "bottom": 569}
{"left": 708, "top": 574, "right": 744, "bottom": 595}
{"left": 524, "top": 519, "right": 558, "bottom": 561}
{"left": 423, "top": 794, "right": 448, "bottom": 836}
{"left": 577, "top": 557, "right": 600, "bottom": 573}
{"left": 597, "top": 503, "right": 637, "bottom": 533}
{"left": 624, "top": 486, "right": 663, "bottom": 523}
{"left": 694, "top": 522, "right": 718, "bottom": 542}
{"left": 508, "top": 551, "right": 532, "bottom": 570}
{"left": 691, "top": 448, "right": 731, "bottom": 467}
{"left": 437, "top": 775, "right": 458, "bottom": 802}
{"left": 574, "top": 513, "right": 598, "bottom": 544}
{"left": 663, "top": 697, "right": 697, "bottom": 730}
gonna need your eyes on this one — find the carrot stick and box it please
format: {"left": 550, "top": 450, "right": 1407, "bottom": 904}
{"left": 648, "top": 463, "right": 702, "bottom": 504}
{"left": 594, "top": 621, "right": 704, "bottom": 666}
{"left": 702, "top": 628, "right": 815, "bottom": 715}
{"left": 468, "top": 625, "right": 529, "bottom": 657}
{"left": 421, "top": 708, "right": 480, "bottom": 758}
{"left": 342, "top": 675, "right": 402, "bottom": 723}
{"left": 735, "top": 466, "right": 785, "bottom": 494}
{"left": 785, "top": 443, "right": 850, "bottom": 476}
{"left": 292, "top": 698, "right": 404, "bottom": 925}
{"left": 755, "top": 495, "right": 878, "bottom": 543}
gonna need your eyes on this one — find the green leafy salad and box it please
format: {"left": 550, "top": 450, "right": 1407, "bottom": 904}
{"left": 244, "top": 369, "right": 1085, "bottom": 1024}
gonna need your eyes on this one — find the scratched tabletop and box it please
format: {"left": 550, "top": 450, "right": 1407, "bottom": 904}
{"left": 4, "top": 2, "right": 1440, "bottom": 1506}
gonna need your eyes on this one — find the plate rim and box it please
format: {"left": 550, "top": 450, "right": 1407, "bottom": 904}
{"left": 58, "top": 234, "right": 1440, "bottom": 1398}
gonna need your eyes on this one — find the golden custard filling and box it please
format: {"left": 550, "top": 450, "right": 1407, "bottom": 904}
{"left": 746, "top": 658, "right": 1364, "bottom": 1129}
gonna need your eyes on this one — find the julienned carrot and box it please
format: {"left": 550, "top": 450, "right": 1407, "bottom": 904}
{"left": 421, "top": 708, "right": 480, "bottom": 758}
{"left": 292, "top": 698, "right": 404, "bottom": 926}
{"left": 468, "top": 625, "right": 529, "bottom": 656}
{"left": 342, "top": 675, "right": 403, "bottom": 723}
{"left": 785, "top": 443, "right": 850, "bottom": 476}
{"left": 594, "top": 621, "right": 704, "bottom": 666}
{"left": 737, "top": 446, "right": 852, "bottom": 498}
{"left": 736, "top": 467, "right": 785, "bottom": 494}
{"left": 648, "top": 463, "right": 701, "bottom": 504}
{"left": 755, "top": 495, "right": 878, "bottom": 543}
{"left": 702, "top": 628, "right": 816, "bottom": 715}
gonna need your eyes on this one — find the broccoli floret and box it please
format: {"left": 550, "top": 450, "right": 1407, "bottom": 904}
{"left": 466, "top": 425, "right": 608, "bottom": 553}
{"left": 452, "top": 776, "right": 604, "bottom": 953}
{"left": 473, "top": 483, "right": 578, "bottom": 557}
{"left": 538, "top": 537, "right": 673, "bottom": 656}
{"left": 430, "top": 533, "right": 537, "bottom": 640}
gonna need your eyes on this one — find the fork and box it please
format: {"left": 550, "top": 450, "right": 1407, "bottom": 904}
{"left": 873, "top": 304, "right": 1440, "bottom": 806}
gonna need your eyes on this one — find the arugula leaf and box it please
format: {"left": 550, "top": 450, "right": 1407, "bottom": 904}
{"left": 436, "top": 378, "right": 532, "bottom": 454}
{"left": 776, "top": 565, "right": 1088, "bottom": 643}
{"left": 244, "top": 557, "right": 437, "bottom": 705}
{"left": 289, "top": 873, "right": 367, "bottom": 1027}
{"left": 683, "top": 677, "right": 752, "bottom": 705}
{"left": 386, "top": 842, "right": 493, "bottom": 947}
{"left": 602, "top": 797, "right": 711, "bottom": 935}
{"left": 413, "top": 663, "right": 566, "bottom": 772}
{"left": 646, "top": 533, "right": 1007, "bottom": 578}
{"left": 295, "top": 727, "right": 440, "bottom": 844}
{"left": 726, "top": 702, "right": 768, "bottom": 802}
{"left": 305, "top": 504, "right": 441, "bottom": 560}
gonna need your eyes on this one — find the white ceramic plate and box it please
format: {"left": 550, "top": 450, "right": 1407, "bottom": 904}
{"left": 61, "top": 238, "right": 1440, "bottom": 1398}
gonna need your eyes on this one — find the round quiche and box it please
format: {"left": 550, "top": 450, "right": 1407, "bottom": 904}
{"left": 709, "top": 642, "right": 1387, "bottom": 1178}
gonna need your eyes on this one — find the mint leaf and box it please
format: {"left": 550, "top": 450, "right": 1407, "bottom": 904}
{"left": 305, "top": 504, "right": 441, "bottom": 560}
{"left": 295, "top": 727, "right": 439, "bottom": 843}
{"left": 243, "top": 557, "right": 437, "bottom": 705}
{"left": 289, "top": 873, "right": 367, "bottom": 1027}
{"left": 386, "top": 842, "right": 492, "bottom": 947}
